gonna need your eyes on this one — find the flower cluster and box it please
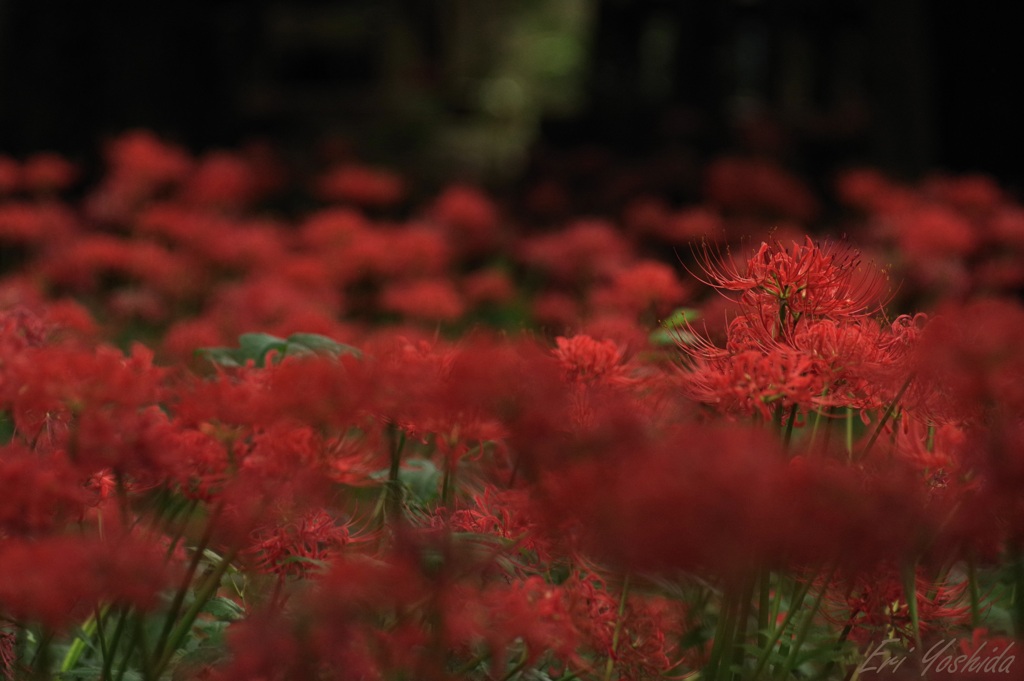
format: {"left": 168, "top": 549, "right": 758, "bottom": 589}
{"left": 1, "top": 131, "right": 1023, "bottom": 680}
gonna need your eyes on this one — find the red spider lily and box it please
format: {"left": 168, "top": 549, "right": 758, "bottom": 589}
{"left": 532, "top": 291, "right": 582, "bottom": 331}
{"left": 564, "top": 568, "right": 689, "bottom": 680}
{"left": 429, "top": 184, "right": 503, "bottom": 256}
{"left": 519, "top": 219, "right": 633, "bottom": 285}
{"left": 823, "top": 565, "right": 971, "bottom": 647}
{"left": 40, "top": 235, "right": 202, "bottom": 300}
{"left": 553, "top": 334, "right": 630, "bottom": 385}
{"left": 245, "top": 508, "right": 353, "bottom": 578}
{"left": 211, "top": 610, "right": 310, "bottom": 681}
{"left": 909, "top": 298, "right": 1024, "bottom": 424}
{"left": 590, "top": 260, "right": 691, "bottom": 318}
{"left": 924, "top": 173, "right": 1004, "bottom": 215}
{"left": 85, "top": 131, "right": 192, "bottom": 223}
{"left": 0, "top": 628, "right": 13, "bottom": 681}
{"left": 691, "top": 237, "right": 890, "bottom": 331}
{"left": 0, "top": 533, "right": 177, "bottom": 631}
{"left": 0, "top": 202, "right": 78, "bottom": 247}
{"left": 180, "top": 151, "right": 260, "bottom": 210}
{"left": 316, "top": 164, "right": 405, "bottom": 207}
{"left": 461, "top": 269, "right": 515, "bottom": 307}
{"left": 532, "top": 423, "right": 789, "bottom": 577}
{"left": 891, "top": 203, "right": 979, "bottom": 260}
{"left": 0, "top": 444, "right": 86, "bottom": 536}
{"left": 296, "top": 206, "right": 370, "bottom": 251}
{"left": 0, "top": 343, "right": 170, "bottom": 473}
{"left": 103, "top": 130, "right": 193, "bottom": 191}
{"left": 680, "top": 346, "right": 822, "bottom": 419}
{"left": 704, "top": 156, "right": 819, "bottom": 222}
{"left": 380, "top": 278, "right": 465, "bottom": 323}
{"left": 21, "top": 153, "right": 78, "bottom": 194}
{"left": 440, "top": 577, "right": 582, "bottom": 673}
{"left": 0, "top": 156, "right": 19, "bottom": 194}
{"left": 440, "top": 487, "right": 550, "bottom": 559}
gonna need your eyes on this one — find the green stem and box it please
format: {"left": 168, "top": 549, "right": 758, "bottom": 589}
{"left": 783, "top": 404, "right": 798, "bottom": 449}
{"left": 758, "top": 571, "right": 771, "bottom": 652}
{"left": 732, "top": 575, "right": 757, "bottom": 679}
{"left": 808, "top": 406, "right": 824, "bottom": 450}
{"left": 709, "top": 587, "right": 742, "bottom": 681}
{"left": 499, "top": 650, "right": 531, "bottom": 681}
{"left": 387, "top": 427, "right": 406, "bottom": 522}
{"left": 819, "top": 624, "right": 853, "bottom": 681}
{"left": 152, "top": 501, "right": 223, "bottom": 671}
{"left": 901, "top": 562, "right": 922, "bottom": 651}
{"left": 967, "top": 558, "right": 981, "bottom": 629}
{"left": 845, "top": 407, "right": 854, "bottom": 461}
{"left": 749, "top": 573, "right": 815, "bottom": 681}
{"left": 452, "top": 652, "right": 489, "bottom": 676}
{"left": 1012, "top": 547, "right": 1024, "bottom": 638}
{"left": 59, "top": 606, "right": 108, "bottom": 673}
{"left": 152, "top": 547, "right": 239, "bottom": 679}
{"left": 102, "top": 607, "right": 129, "bottom": 681}
{"left": 441, "top": 454, "right": 454, "bottom": 510}
{"left": 777, "top": 566, "right": 835, "bottom": 679}
{"left": 603, "top": 574, "right": 631, "bottom": 681}
{"left": 859, "top": 375, "right": 913, "bottom": 458}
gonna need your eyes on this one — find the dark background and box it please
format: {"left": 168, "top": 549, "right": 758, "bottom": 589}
{"left": 0, "top": 0, "right": 1020, "bottom": 190}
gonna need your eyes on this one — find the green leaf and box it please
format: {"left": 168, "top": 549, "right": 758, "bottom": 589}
{"left": 201, "top": 597, "right": 245, "bottom": 622}
{"left": 199, "top": 332, "right": 363, "bottom": 368}
{"left": 400, "top": 459, "right": 442, "bottom": 503}
{"left": 285, "top": 333, "right": 363, "bottom": 358}
{"left": 0, "top": 410, "right": 14, "bottom": 445}
{"left": 236, "top": 333, "right": 288, "bottom": 367}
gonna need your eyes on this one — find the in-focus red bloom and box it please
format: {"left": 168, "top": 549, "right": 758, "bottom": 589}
{"left": 681, "top": 346, "right": 821, "bottom": 419}
{"left": 692, "top": 237, "right": 889, "bottom": 331}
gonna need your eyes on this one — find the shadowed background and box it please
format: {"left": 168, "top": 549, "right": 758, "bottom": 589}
{"left": 0, "top": 0, "right": 1020, "bottom": 191}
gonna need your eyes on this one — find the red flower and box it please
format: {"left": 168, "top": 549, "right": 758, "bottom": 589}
{"left": 430, "top": 184, "right": 502, "bottom": 255}
{"left": 824, "top": 565, "right": 970, "bottom": 647}
{"left": 245, "top": 508, "right": 351, "bottom": 578}
{"left": 0, "top": 533, "right": 176, "bottom": 631}
{"left": 21, "top": 153, "right": 78, "bottom": 193}
{"left": 316, "top": 164, "right": 405, "bottom": 207}
{"left": 379, "top": 278, "right": 465, "bottom": 323}
{"left": 553, "top": 334, "right": 629, "bottom": 385}
{"left": 692, "top": 237, "right": 889, "bottom": 330}
{"left": 0, "top": 444, "right": 86, "bottom": 536}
